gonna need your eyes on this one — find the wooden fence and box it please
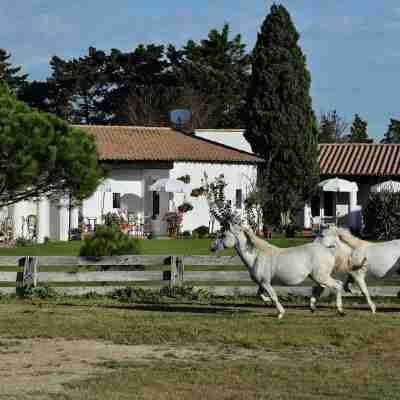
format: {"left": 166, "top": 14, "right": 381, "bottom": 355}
{"left": 0, "top": 255, "right": 399, "bottom": 297}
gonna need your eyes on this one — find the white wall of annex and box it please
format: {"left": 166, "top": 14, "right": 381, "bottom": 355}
{"left": 194, "top": 129, "right": 252, "bottom": 153}
{"left": 170, "top": 162, "right": 257, "bottom": 232}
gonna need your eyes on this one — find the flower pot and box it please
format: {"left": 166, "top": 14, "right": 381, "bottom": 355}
{"left": 263, "top": 228, "right": 273, "bottom": 238}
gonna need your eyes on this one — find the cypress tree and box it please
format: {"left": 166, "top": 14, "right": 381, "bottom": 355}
{"left": 244, "top": 4, "right": 319, "bottom": 226}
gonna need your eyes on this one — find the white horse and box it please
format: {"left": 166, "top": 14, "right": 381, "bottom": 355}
{"left": 318, "top": 227, "right": 377, "bottom": 314}
{"left": 321, "top": 226, "right": 400, "bottom": 314}
{"left": 211, "top": 223, "right": 345, "bottom": 318}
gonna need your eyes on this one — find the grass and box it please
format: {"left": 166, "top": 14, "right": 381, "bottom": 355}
{"left": 1, "top": 233, "right": 399, "bottom": 399}
{"left": 1, "top": 296, "right": 400, "bottom": 399}
{"left": 0, "top": 234, "right": 311, "bottom": 257}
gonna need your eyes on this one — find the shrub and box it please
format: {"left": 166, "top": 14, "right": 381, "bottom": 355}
{"left": 177, "top": 202, "right": 193, "bottom": 213}
{"left": 103, "top": 212, "right": 126, "bottom": 226}
{"left": 363, "top": 190, "right": 400, "bottom": 240}
{"left": 22, "top": 285, "right": 58, "bottom": 299}
{"left": 192, "top": 225, "right": 209, "bottom": 239}
{"left": 181, "top": 230, "right": 192, "bottom": 239}
{"left": 15, "top": 237, "right": 35, "bottom": 247}
{"left": 177, "top": 174, "right": 191, "bottom": 184}
{"left": 190, "top": 187, "right": 206, "bottom": 197}
{"left": 110, "top": 285, "right": 212, "bottom": 303}
{"left": 285, "top": 224, "right": 298, "bottom": 238}
{"left": 79, "top": 224, "right": 141, "bottom": 259}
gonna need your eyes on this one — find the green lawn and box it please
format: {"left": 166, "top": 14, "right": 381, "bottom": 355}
{"left": 1, "top": 297, "right": 400, "bottom": 399}
{"left": 0, "top": 235, "right": 311, "bottom": 256}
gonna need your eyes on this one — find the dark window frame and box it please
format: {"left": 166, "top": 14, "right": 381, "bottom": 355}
{"left": 235, "top": 189, "right": 243, "bottom": 209}
{"left": 113, "top": 193, "right": 121, "bottom": 209}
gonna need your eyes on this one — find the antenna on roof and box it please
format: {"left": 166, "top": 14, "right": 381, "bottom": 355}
{"left": 170, "top": 109, "right": 191, "bottom": 129}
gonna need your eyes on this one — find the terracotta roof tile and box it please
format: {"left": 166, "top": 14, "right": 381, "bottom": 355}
{"left": 74, "top": 125, "right": 263, "bottom": 164}
{"left": 319, "top": 143, "right": 400, "bottom": 176}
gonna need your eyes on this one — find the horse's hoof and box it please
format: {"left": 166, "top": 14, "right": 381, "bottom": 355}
{"left": 337, "top": 310, "right": 346, "bottom": 317}
{"left": 310, "top": 307, "right": 316, "bottom": 313}
{"left": 278, "top": 313, "right": 284, "bottom": 319}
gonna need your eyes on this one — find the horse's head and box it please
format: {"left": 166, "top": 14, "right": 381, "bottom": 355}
{"left": 316, "top": 226, "right": 339, "bottom": 248}
{"left": 210, "top": 223, "right": 241, "bottom": 252}
{"left": 317, "top": 226, "right": 353, "bottom": 256}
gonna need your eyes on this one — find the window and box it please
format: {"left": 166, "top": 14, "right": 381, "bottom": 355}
{"left": 152, "top": 191, "right": 160, "bottom": 218}
{"left": 311, "top": 195, "right": 320, "bottom": 217}
{"left": 113, "top": 193, "right": 121, "bottom": 209}
{"left": 324, "top": 192, "right": 334, "bottom": 217}
{"left": 235, "top": 189, "right": 243, "bottom": 209}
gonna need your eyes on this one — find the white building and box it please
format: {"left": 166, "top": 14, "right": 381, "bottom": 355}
{"left": 6, "top": 126, "right": 261, "bottom": 242}
{"left": 7, "top": 126, "right": 398, "bottom": 242}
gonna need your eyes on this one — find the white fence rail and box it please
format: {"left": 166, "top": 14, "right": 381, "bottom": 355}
{"left": 0, "top": 255, "right": 399, "bottom": 297}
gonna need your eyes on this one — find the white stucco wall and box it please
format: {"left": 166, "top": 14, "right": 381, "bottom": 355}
{"left": 170, "top": 162, "right": 257, "bottom": 233}
{"left": 81, "top": 166, "right": 171, "bottom": 235}
{"left": 6, "top": 130, "right": 259, "bottom": 240}
{"left": 195, "top": 129, "right": 252, "bottom": 153}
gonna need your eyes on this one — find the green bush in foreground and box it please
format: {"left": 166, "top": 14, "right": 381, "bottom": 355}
{"left": 80, "top": 224, "right": 141, "bottom": 258}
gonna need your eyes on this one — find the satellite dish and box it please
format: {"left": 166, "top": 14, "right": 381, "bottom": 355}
{"left": 170, "top": 109, "right": 191, "bottom": 127}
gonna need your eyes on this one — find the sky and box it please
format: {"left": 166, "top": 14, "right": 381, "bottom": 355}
{"left": 3, "top": 0, "right": 400, "bottom": 141}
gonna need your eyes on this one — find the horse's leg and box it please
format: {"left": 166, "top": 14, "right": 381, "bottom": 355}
{"left": 350, "top": 270, "right": 376, "bottom": 314}
{"left": 260, "top": 283, "right": 285, "bottom": 319}
{"left": 310, "top": 285, "right": 324, "bottom": 313}
{"left": 343, "top": 274, "right": 355, "bottom": 293}
{"left": 316, "top": 276, "right": 345, "bottom": 316}
{"left": 257, "top": 286, "right": 271, "bottom": 303}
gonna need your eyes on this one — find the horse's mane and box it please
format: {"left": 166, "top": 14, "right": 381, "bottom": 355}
{"left": 242, "top": 226, "right": 282, "bottom": 255}
{"left": 335, "top": 227, "right": 371, "bottom": 249}
{"left": 320, "top": 226, "right": 365, "bottom": 273}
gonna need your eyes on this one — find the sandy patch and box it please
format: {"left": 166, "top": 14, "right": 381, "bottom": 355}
{"left": 0, "top": 337, "right": 333, "bottom": 398}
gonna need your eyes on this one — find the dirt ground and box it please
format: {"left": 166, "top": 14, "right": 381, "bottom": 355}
{"left": 0, "top": 337, "right": 307, "bottom": 398}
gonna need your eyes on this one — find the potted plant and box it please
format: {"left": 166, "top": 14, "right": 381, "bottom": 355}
{"left": 177, "top": 202, "right": 193, "bottom": 213}
{"left": 163, "top": 211, "right": 183, "bottom": 238}
{"left": 103, "top": 211, "right": 129, "bottom": 233}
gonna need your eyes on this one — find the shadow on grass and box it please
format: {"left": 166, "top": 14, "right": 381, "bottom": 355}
{"left": 51, "top": 299, "right": 400, "bottom": 315}
{"left": 57, "top": 302, "right": 253, "bottom": 315}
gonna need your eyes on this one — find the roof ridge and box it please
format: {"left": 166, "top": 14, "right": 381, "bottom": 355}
{"left": 319, "top": 143, "right": 399, "bottom": 146}
{"left": 76, "top": 124, "right": 262, "bottom": 164}
{"left": 73, "top": 124, "right": 173, "bottom": 130}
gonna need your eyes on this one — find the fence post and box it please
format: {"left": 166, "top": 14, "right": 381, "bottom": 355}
{"left": 23, "top": 256, "right": 38, "bottom": 288}
{"left": 170, "top": 256, "right": 184, "bottom": 288}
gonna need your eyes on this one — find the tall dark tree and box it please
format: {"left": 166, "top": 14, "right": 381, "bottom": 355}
{"left": 100, "top": 45, "right": 175, "bottom": 125}
{"left": 0, "top": 49, "right": 28, "bottom": 91}
{"left": 18, "top": 80, "right": 52, "bottom": 113}
{"left": 176, "top": 24, "right": 251, "bottom": 128}
{"left": 348, "top": 113, "right": 371, "bottom": 143}
{"left": 244, "top": 4, "right": 319, "bottom": 226}
{"left": 46, "top": 49, "right": 111, "bottom": 123}
{"left": 381, "top": 118, "right": 400, "bottom": 143}
{"left": 319, "top": 110, "right": 348, "bottom": 143}
{"left": 46, "top": 56, "right": 76, "bottom": 120}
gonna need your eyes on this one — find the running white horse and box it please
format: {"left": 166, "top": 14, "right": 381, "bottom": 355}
{"left": 211, "top": 223, "right": 345, "bottom": 318}
{"left": 318, "top": 226, "right": 376, "bottom": 314}
{"left": 321, "top": 226, "right": 400, "bottom": 314}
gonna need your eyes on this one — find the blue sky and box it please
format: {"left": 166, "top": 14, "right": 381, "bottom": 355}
{"left": 4, "top": 1, "right": 400, "bottom": 140}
